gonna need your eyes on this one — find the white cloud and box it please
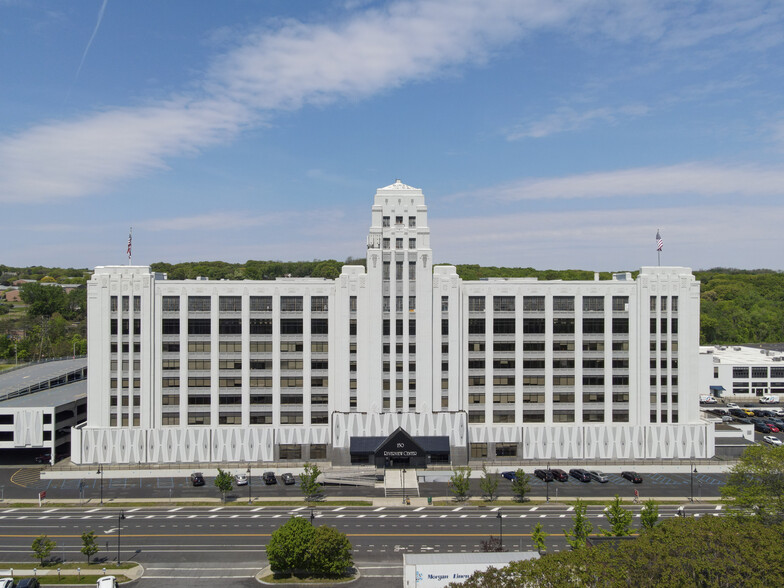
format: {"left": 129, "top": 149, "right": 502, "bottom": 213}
{"left": 432, "top": 203, "right": 784, "bottom": 270}
{"left": 3, "top": 1, "right": 780, "bottom": 204}
{"left": 446, "top": 163, "right": 784, "bottom": 202}
{"left": 506, "top": 104, "right": 649, "bottom": 140}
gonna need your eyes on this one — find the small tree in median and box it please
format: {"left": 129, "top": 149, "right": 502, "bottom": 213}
{"left": 479, "top": 465, "right": 499, "bottom": 502}
{"left": 32, "top": 534, "right": 56, "bottom": 565}
{"left": 300, "top": 462, "right": 323, "bottom": 501}
{"left": 564, "top": 499, "right": 592, "bottom": 550}
{"left": 80, "top": 530, "right": 99, "bottom": 564}
{"left": 214, "top": 468, "right": 233, "bottom": 503}
{"left": 449, "top": 466, "right": 472, "bottom": 501}
{"left": 510, "top": 469, "right": 531, "bottom": 502}
{"left": 532, "top": 522, "right": 549, "bottom": 553}
{"left": 306, "top": 525, "right": 354, "bottom": 577}
{"left": 602, "top": 495, "right": 633, "bottom": 536}
{"left": 640, "top": 498, "right": 660, "bottom": 531}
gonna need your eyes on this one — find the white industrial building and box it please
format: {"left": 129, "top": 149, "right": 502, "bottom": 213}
{"left": 71, "top": 180, "right": 710, "bottom": 465}
{"left": 700, "top": 345, "right": 784, "bottom": 399}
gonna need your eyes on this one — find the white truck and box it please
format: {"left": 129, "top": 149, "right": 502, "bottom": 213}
{"left": 760, "top": 395, "right": 780, "bottom": 404}
{"left": 699, "top": 394, "right": 717, "bottom": 404}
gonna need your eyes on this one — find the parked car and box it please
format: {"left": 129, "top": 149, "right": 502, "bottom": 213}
{"left": 569, "top": 468, "right": 591, "bottom": 483}
{"left": 588, "top": 470, "right": 609, "bottom": 483}
{"left": 763, "top": 436, "right": 783, "bottom": 446}
{"left": 262, "top": 471, "right": 277, "bottom": 485}
{"left": 0, "top": 578, "right": 15, "bottom": 588}
{"left": 96, "top": 577, "right": 118, "bottom": 588}
{"left": 755, "top": 423, "right": 772, "bottom": 434}
{"left": 190, "top": 472, "right": 205, "bottom": 487}
{"left": 726, "top": 403, "right": 739, "bottom": 409}
{"left": 33, "top": 453, "right": 51, "bottom": 464}
{"left": 621, "top": 471, "right": 643, "bottom": 484}
{"left": 16, "top": 579, "right": 39, "bottom": 588}
{"left": 234, "top": 474, "right": 248, "bottom": 486}
{"left": 281, "top": 472, "right": 296, "bottom": 485}
{"left": 501, "top": 471, "right": 517, "bottom": 481}
{"left": 764, "top": 423, "right": 780, "bottom": 433}
{"left": 550, "top": 468, "right": 568, "bottom": 482}
{"left": 534, "top": 469, "right": 554, "bottom": 482}
{"left": 743, "top": 409, "right": 756, "bottom": 417}
{"left": 721, "top": 415, "right": 734, "bottom": 423}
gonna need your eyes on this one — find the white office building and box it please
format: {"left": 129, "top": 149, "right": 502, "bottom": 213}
{"left": 700, "top": 345, "right": 784, "bottom": 399}
{"left": 71, "top": 180, "right": 711, "bottom": 465}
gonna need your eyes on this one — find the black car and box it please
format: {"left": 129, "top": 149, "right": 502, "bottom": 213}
{"left": 16, "top": 579, "right": 40, "bottom": 588}
{"left": 621, "top": 471, "right": 643, "bottom": 484}
{"left": 550, "top": 468, "right": 568, "bottom": 482}
{"left": 190, "top": 472, "right": 205, "bottom": 486}
{"left": 755, "top": 423, "right": 772, "bottom": 434}
{"left": 281, "top": 472, "right": 296, "bottom": 485}
{"left": 534, "top": 469, "right": 554, "bottom": 482}
{"left": 262, "top": 471, "right": 277, "bottom": 485}
{"left": 33, "top": 453, "right": 51, "bottom": 464}
{"left": 569, "top": 468, "right": 591, "bottom": 483}
{"left": 501, "top": 471, "right": 517, "bottom": 481}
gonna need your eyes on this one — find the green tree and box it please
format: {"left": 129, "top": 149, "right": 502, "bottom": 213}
{"left": 306, "top": 525, "right": 354, "bottom": 577}
{"left": 478, "top": 465, "right": 499, "bottom": 502}
{"left": 721, "top": 444, "right": 784, "bottom": 522}
{"left": 564, "top": 499, "right": 592, "bottom": 550}
{"left": 640, "top": 498, "right": 660, "bottom": 531}
{"left": 20, "top": 282, "right": 67, "bottom": 317}
{"left": 531, "top": 522, "right": 548, "bottom": 553}
{"left": 602, "top": 495, "right": 632, "bottom": 536}
{"left": 31, "top": 534, "right": 56, "bottom": 565}
{"left": 510, "top": 469, "right": 530, "bottom": 503}
{"left": 267, "top": 516, "right": 316, "bottom": 575}
{"left": 214, "top": 468, "right": 233, "bottom": 503}
{"left": 80, "top": 530, "right": 99, "bottom": 564}
{"left": 299, "top": 462, "right": 323, "bottom": 500}
{"left": 449, "top": 466, "right": 472, "bottom": 501}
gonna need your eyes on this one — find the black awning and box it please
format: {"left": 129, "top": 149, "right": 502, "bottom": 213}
{"left": 349, "top": 434, "right": 449, "bottom": 455}
{"left": 349, "top": 437, "right": 386, "bottom": 454}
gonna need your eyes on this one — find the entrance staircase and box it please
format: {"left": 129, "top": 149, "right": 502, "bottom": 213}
{"left": 321, "top": 465, "right": 379, "bottom": 488}
{"left": 384, "top": 468, "right": 420, "bottom": 498}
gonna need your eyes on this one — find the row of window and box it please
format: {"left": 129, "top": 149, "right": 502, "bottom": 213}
{"left": 467, "top": 296, "right": 630, "bottom": 313}
{"left": 110, "top": 296, "right": 141, "bottom": 312}
{"left": 467, "top": 375, "right": 631, "bottom": 387}
{"left": 162, "top": 341, "right": 329, "bottom": 353}
{"left": 732, "top": 366, "right": 784, "bottom": 378}
{"left": 467, "top": 317, "right": 630, "bottom": 335}
{"left": 159, "top": 413, "right": 330, "bottom": 427}
{"left": 381, "top": 237, "right": 417, "bottom": 249}
{"left": 162, "top": 318, "right": 329, "bottom": 336}
{"left": 163, "top": 296, "right": 330, "bottom": 313}
{"left": 466, "top": 410, "right": 631, "bottom": 424}
{"left": 465, "top": 358, "right": 630, "bottom": 369}
{"left": 382, "top": 215, "right": 416, "bottom": 227}
{"left": 650, "top": 296, "right": 678, "bottom": 312}
{"left": 162, "top": 377, "right": 328, "bottom": 388}
{"left": 382, "top": 261, "right": 417, "bottom": 280}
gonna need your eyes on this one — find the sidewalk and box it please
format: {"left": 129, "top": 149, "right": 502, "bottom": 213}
{"left": 0, "top": 564, "right": 144, "bottom": 582}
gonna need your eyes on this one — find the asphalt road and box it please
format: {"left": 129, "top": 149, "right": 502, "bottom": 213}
{"left": 0, "top": 503, "right": 724, "bottom": 587}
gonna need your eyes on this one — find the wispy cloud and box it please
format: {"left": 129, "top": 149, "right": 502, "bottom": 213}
{"left": 446, "top": 163, "right": 784, "bottom": 202}
{"left": 506, "top": 104, "right": 649, "bottom": 140}
{"left": 1, "top": 0, "right": 782, "bottom": 204}
{"left": 71, "top": 0, "right": 109, "bottom": 91}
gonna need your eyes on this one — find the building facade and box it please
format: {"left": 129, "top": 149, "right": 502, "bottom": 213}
{"left": 72, "top": 180, "right": 711, "bottom": 465}
{"left": 700, "top": 345, "right": 784, "bottom": 399}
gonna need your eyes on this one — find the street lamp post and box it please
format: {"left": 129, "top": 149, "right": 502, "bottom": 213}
{"left": 497, "top": 510, "right": 503, "bottom": 551}
{"left": 402, "top": 467, "right": 407, "bottom": 505}
{"left": 546, "top": 462, "right": 550, "bottom": 502}
{"left": 690, "top": 464, "right": 698, "bottom": 502}
{"left": 247, "top": 466, "right": 252, "bottom": 505}
{"left": 96, "top": 467, "right": 103, "bottom": 505}
{"left": 117, "top": 510, "right": 125, "bottom": 563}
{"left": 310, "top": 509, "right": 315, "bottom": 525}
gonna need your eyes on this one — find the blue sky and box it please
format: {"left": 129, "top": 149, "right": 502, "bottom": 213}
{"left": 2, "top": 0, "right": 784, "bottom": 271}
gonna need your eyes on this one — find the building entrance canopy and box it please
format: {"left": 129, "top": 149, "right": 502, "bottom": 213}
{"left": 349, "top": 426, "right": 449, "bottom": 468}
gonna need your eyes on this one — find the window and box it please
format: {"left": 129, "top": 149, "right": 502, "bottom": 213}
{"left": 523, "top": 318, "right": 545, "bottom": 334}
{"left": 524, "top": 359, "right": 545, "bottom": 369}
{"left": 470, "top": 443, "right": 487, "bottom": 458}
{"left": 468, "top": 319, "right": 485, "bottom": 334}
{"left": 612, "top": 318, "right": 629, "bottom": 333}
{"left": 382, "top": 215, "right": 390, "bottom": 227}
{"left": 189, "top": 341, "right": 212, "bottom": 352}
{"left": 219, "top": 296, "right": 241, "bottom": 312}
{"left": 311, "top": 318, "right": 329, "bottom": 334}
{"left": 409, "top": 261, "right": 416, "bottom": 280}
{"left": 279, "top": 444, "right": 302, "bottom": 458}
{"left": 523, "top": 296, "right": 545, "bottom": 311}
{"left": 396, "top": 261, "right": 403, "bottom": 280}
{"left": 409, "top": 238, "right": 416, "bottom": 249}
{"left": 494, "top": 296, "right": 515, "bottom": 312}
{"left": 441, "top": 296, "right": 449, "bottom": 311}
{"left": 350, "top": 296, "right": 357, "bottom": 312}
{"left": 650, "top": 296, "right": 657, "bottom": 311}
{"left": 162, "top": 296, "right": 180, "bottom": 311}
{"left": 441, "top": 319, "right": 449, "bottom": 336}
{"left": 250, "top": 296, "right": 272, "bottom": 311}
{"left": 553, "top": 318, "right": 574, "bottom": 333}
{"left": 162, "top": 318, "right": 180, "bottom": 334}
{"left": 494, "top": 341, "right": 515, "bottom": 352}
{"left": 250, "top": 318, "right": 272, "bottom": 334}
{"left": 583, "top": 318, "right": 604, "bottom": 334}
{"left": 583, "top": 296, "right": 603, "bottom": 311}
{"left": 468, "top": 411, "right": 485, "bottom": 423}
{"left": 280, "top": 296, "right": 303, "bottom": 312}
{"left": 280, "top": 318, "right": 303, "bottom": 334}
{"left": 189, "top": 359, "right": 211, "bottom": 370}
{"left": 752, "top": 367, "right": 768, "bottom": 378}
{"left": 493, "top": 318, "right": 515, "bottom": 334}
{"left": 495, "top": 442, "right": 517, "bottom": 455}
{"left": 311, "top": 296, "right": 328, "bottom": 312}
{"left": 612, "top": 296, "right": 629, "bottom": 311}
{"left": 219, "top": 319, "right": 242, "bottom": 334}
{"left": 408, "top": 216, "right": 416, "bottom": 227}
{"left": 188, "top": 296, "right": 210, "bottom": 312}
{"left": 553, "top": 296, "right": 574, "bottom": 311}
{"left": 396, "top": 238, "right": 403, "bottom": 249}
{"left": 468, "top": 296, "right": 485, "bottom": 312}
{"left": 395, "top": 216, "right": 403, "bottom": 225}
{"left": 733, "top": 367, "right": 749, "bottom": 378}
{"left": 188, "top": 319, "right": 211, "bottom": 335}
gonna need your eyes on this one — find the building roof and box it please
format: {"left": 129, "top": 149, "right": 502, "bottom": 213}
{"left": 700, "top": 345, "right": 784, "bottom": 365}
{"left": 404, "top": 552, "right": 539, "bottom": 565}
{"left": 0, "top": 379, "right": 86, "bottom": 409}
{"left": 0, "top": 358, "right": 87, "bottom": 398}
{"left": 379, "top": 179, "right": 417, "bottom": 190}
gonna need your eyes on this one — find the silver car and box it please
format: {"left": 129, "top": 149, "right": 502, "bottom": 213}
{"left": 588, "top": 470, "right": 609, "bottom": 483}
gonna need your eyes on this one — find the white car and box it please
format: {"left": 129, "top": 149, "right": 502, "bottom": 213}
{"left": 763, "top": 436, "right": 783, "bottom": 446}
{"left": 234, "top": 474, "right": 248, "bottom": 486}
{"left": 726, "top": 403, "right": 739, "bottom": 409}
{"left": 1, "top": 578, "right": 16, "bottom": 588}
{"left": 96, "top": 577, "right": 118, "bottom": 588}
{"left": 588, "top": 471, "right": 609, "bottom": 483}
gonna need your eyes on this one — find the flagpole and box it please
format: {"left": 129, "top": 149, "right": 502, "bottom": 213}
{"left": 127, "top": 227, "right": 133, "bottom": 266}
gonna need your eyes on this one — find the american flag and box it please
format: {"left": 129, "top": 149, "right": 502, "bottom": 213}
{"left": 127, "top": 227, "right": 133, "bottom": 259}
{"left": 656, "top": 230, "right": 663, "bottom": 252}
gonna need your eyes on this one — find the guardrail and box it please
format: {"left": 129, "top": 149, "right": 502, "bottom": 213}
{"left": 0, "top": 365, "right": 87, "bottom": 404}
